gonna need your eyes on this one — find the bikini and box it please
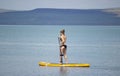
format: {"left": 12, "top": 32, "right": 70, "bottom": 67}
{"left": 60, "top": 45, "right": 67, "bottom": 56}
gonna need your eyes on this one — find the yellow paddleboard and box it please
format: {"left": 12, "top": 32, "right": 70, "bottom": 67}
{"left": 39, "top": 62, "right": 90, "bottom": 67}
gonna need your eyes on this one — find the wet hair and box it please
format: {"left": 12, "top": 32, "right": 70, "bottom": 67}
{"left": 60, "top": 29, "right": 65, "bottom": 34}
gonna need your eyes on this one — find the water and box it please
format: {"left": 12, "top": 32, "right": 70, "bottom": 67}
{"left": 0, "top": 25, "right": 120, "bottom": 76}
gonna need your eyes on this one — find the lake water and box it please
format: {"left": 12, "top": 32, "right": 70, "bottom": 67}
{"left": 0, "top": 25, "right": 120, "bottom": 76}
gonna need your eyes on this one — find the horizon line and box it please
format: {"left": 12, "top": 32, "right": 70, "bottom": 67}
{"left": 0, "top": 7, "right": 120, "bottom": 11}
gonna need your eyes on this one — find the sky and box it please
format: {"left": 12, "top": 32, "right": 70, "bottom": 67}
{"left": 0, "top": 0, "right": 120, "bottom": 10}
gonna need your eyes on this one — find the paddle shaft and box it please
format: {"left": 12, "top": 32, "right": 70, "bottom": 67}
{"left": 58, "top": 37, "right": 63, "bottom": 64}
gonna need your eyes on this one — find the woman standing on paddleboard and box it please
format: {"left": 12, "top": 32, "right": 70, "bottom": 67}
{"left": 59, "top": 29, "right": 68, "bottom": 64}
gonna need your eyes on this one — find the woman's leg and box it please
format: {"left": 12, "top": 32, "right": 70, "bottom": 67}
{"left": 60, "top": 46, "right": 64, "bottom": 64}
{"left": 63, "top": 48, "right": 68, "bottom": 63}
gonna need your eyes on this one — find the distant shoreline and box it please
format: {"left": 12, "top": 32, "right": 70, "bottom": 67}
{"left": 0, "top": 8, "right": 120, "bottom": 25}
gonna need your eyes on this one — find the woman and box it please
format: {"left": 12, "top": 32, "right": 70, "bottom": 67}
{"left": 59, "top": 29, "right": 68, "bottom": 64}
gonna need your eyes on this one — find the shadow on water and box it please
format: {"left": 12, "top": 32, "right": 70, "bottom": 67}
{"left": 59, "top": 67, "right": 68, "bottom": 76}
{"left": 59, "top": 66, "right": 90, "bottom": 76}
{"left": 39, "top": 65, "right": 90, "bottom": 76}
{"left": 39, "top": 66, "right": 69, "bottom": 76}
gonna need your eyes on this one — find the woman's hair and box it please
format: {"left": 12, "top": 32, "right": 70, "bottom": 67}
{"left": 60, "top": 29, "right": 65, "bottom": 34}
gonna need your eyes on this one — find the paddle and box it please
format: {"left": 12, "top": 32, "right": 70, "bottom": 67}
{"left": 58, "top": 37, "right": 63, "bottom": 64}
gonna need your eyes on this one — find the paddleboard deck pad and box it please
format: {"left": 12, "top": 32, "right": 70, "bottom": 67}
{"left": 39, "top": 62, "right": 90, "bottom": 67}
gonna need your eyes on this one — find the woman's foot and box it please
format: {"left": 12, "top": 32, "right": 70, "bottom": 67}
{"left": 60, "top": 61, "right": 63, "bottom": 64}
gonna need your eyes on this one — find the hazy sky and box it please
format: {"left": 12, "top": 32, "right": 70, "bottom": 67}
{"left": 0, "top": 0, "right": 120, "bottom": 10}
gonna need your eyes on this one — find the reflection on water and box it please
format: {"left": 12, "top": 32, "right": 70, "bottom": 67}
{"left": 59, "top": 67, "right": 68, "bottom": 76}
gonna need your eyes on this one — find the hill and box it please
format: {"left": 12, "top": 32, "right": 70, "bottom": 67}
{"left": 0, "top": 9, "right": 15, "bottom": 13}
{"left": 0, "top": 8, "right": 120, "bottom": 25}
